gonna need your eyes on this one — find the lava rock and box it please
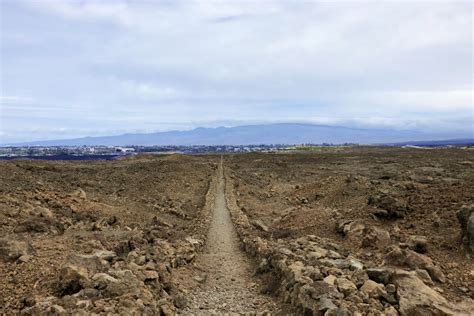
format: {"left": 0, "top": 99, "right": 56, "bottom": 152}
{"left": 457, "top": 204, "right": 474, "bottom": 252}
{"left": 0, "top": 238, "right": 34, "bottom": 262}
{"left": 408, "top": 236, "right": 429, "bottom": 253}
{"left": 59, "top": 265, "right": 89, "bottom": 296}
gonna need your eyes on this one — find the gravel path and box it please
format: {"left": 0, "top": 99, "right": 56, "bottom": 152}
{"left": 182, "top": 158, "right": 284, "bottom": 315}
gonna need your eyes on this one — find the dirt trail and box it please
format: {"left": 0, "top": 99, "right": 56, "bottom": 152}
{"left": 182, "top": 157, "right": 283, "bottom": 314}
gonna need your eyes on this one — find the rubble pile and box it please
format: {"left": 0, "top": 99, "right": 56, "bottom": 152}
{"left": 225, "top": 170, "right": 473, "bottom": 315}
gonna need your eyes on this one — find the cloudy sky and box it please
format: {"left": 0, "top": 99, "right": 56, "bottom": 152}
{"left": 0, "top": 0, "right": 472, "bottom": 143}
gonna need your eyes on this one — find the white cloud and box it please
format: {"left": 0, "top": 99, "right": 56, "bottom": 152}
{"left": 364, "top": 90, "right": 473, "bottom": 111}
{"left": 120, "top": 80, "right": 182, "bottom": 100}
{"left": 0, "top": 96, "right": 36, "bottom": 104}
{"left": 1, "top": 0, "right": 472, "bottom": 142}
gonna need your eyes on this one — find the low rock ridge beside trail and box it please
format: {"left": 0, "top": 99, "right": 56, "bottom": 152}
{"left": 1, "top": 162, "right": 219, "bottom": 315}
{"left": 224, "top": 173, "right": 474, "bottom": 315}
{"left": 19, "top": 235, "right": 204, "bottom": 315}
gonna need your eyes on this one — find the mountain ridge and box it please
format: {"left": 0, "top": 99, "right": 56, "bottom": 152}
{"left": 3, "top": 123, "right": 471, "bottom": 146}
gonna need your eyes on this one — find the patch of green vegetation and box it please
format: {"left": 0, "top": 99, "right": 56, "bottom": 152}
{"left": 280, "top": 144, "right": 358, "bottom": 151}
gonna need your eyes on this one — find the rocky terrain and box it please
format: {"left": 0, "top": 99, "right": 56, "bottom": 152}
{"left": 0, "top": 154, "right": 217, "bottom": 314}
{"left": 1, "top": 147, "right": 473, "bottom": 315}
{"left": 225, "top": 147, "right": 473, "bottom": 314}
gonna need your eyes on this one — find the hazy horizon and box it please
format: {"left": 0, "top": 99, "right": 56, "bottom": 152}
{"left": 1, "top": 0, "right": 473, "bottom": 143}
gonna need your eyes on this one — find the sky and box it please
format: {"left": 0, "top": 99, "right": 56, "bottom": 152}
{"left": 0, "top": 0, "right": 473, "bottom": 143}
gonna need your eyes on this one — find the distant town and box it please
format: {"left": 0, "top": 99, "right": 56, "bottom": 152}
{"left": 0, "top": 144, "right": 292, "bottom": 159}
{"left": 1, "top": 141, "right": 473, "bottom": 160}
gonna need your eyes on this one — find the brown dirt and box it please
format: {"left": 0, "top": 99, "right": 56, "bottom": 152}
{"left": 225, "top": 147, "right": 474, "bottom": 302}
{"left": 0, "top": 154, "right": 216, "bottom": 313}
{"left": 174, "top": 157, "right": 285, "bottom": 314}
{"left": 1, "top": 147, "right": 473, "bottom": 314}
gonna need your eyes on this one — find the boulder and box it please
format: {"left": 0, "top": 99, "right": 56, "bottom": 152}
{"left": 59, "top": 265, "right": 89, "bottom": 295}
{"left": 393, "top": 269, "right": 471, "bottom": 315}
{"left": 385, "top": 247, "right": 445, "bottom": 283}
{"left": 0, "top": 238, "right": 34, "bottom": 262}
{"left": 336, "top": 220, "right": 365, "bottom": 239}
{"left": 457, "top": 204, "right": 474, "bottom": 252}
{"left": 415, "top": 269, "right": 433, "bottom": 285}
{"left": 14, "top": 217, "right": 61, "bottom": 234}
{"left": 336, "top": 221, "right": 391, "bottom": 248}
{"left": 368, "top": 193, "right": 409, "bottom": 218}
{"left": 361, "top": 227, "right": 391, "bottom": 248}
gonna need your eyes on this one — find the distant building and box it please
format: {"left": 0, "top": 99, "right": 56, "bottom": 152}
{"left": 115, "top": 147, "right": 135, "bottom": 153}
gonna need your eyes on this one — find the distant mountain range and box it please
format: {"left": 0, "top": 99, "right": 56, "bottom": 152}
{"left": 4, "top": 123, "right": 473, "bottom": 146}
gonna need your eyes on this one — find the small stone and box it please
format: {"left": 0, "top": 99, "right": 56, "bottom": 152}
{"left": 49, "top": 305, "right": 66, "bottom": 315}
{"left": 18, "top": 254, "right": 33, "bottom": 263}
{"left": 160, "top": 303, "right": 174, "bottom": 316}
{"left": 174, "top": 294, "right": 188, "bottom": 309}
{"left": 349, "top": 258, "right": 363, "bottom": 270}
{"left": 91, "top": 272, "right": 119, "bottom": 291}
{"left": 383, "top": 306, "right": 399, "bottom": 316}
{"left": 136, "top": 255, "right": 146, "bottom": 265}
{"left": 185, "top": 236, "right": 201, "bottom": 246}
{"left": 308, "top": 247, "right": 328, "bottom": 259}
{"left": 36, "top": 207, "right": 54, "bottom": 219}
{"left": 279, "top": 248, "right": 293, "bottom": 256}
{"left": 336, "top": 278, "right": 357, "bottom": 296}
{"left": 318, "top": 296, "right": 337, "bottom": 312}
{"left": 323, "top": 275, "right": 337, "bottom": 285}
{"left": 143, "top": 270, "right": 159, "bottom": 280}
{"left": 93, "top": 250, "right": 116, "bottom": 261}
{"left": 76, "top": 300, "right": 92, "bottom": 308}
{"left": 366, "top": 267, "right": 393, "bottom": 284}
{"left": 21, "top": 295, "right": 36, "bottom": 308}
{"left": 328, "top": 250, "right": 342, "bottom": 259}
{"left": 458, "top": 287, "right": 469, "bottom": 293}
{"left": 386, "top": 283, "right": 396, "bottom": 294}
{"left": 408, "top": 236, "right": 428, "bottom": 253}
{"left": 251, "top": 219, "right": 269, "bottom": 232}
{"left": 360, "top": 280, "right": 387, "bottom": 298}
{"left": 193, "top": 274, "right": 207, "bottom": 283}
